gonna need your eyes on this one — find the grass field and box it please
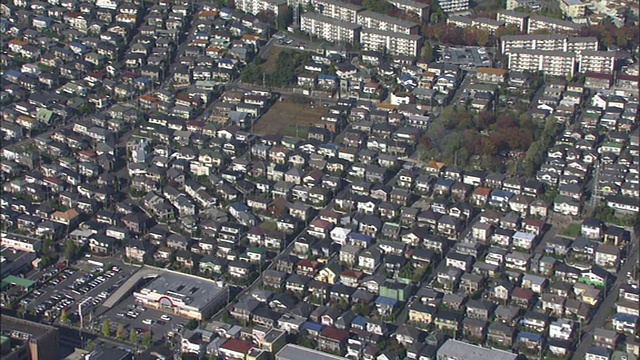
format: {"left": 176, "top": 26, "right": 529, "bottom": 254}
{"left": 253, "top": 100, "right": 324, "bottom": 138}
{"left": 260, "top": 47, "right": 284, "bottom": 73}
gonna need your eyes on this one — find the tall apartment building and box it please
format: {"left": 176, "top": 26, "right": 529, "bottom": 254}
{"left": 559, "top": 0, "right": 586, "bottom": 18}
{"left": 508, "top": 48, "right": 576, "bottom": 77}
{"left": 566, "top": 36, "right": 598, "bottom": 55}
{"left": 301, "top": 12, "right": 362, "bottom": 44}
{"left": 388, "top": 0, "right": 430, "bottom": 21}
{"left": 448, "top": 15, "right": 504, "bottom": 34}
{"left": 527, "top": 14, "right": 583, "bottom": 33}
{"left": 310, "top": 0, "right": 363, "bottom": 23}
{"left": 505, "top": 0, "right": 540, "bottom": 11}
{"left": 356, "top": 10, "right": 420, "bottom": 35}
{"left": 496, "top": 10, "right": 529, "bottom": 32}
{"left": 501, "top": 34, "right": 597, "bottom": 55}
{"left": 360, "top": 28, "right": 422, "bottom": 57}
{"left": 235, "top": 0, "right": 287, "bottom": 16}
{"left": 578, "top": 50, "right": 616, "bottom": 74}
{"left": 437, "top": 0, "right": 470, "bottom": 12}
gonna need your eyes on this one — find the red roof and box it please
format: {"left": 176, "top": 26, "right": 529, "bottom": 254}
{"left": 320, "top": 326, "right": 349, "bottom": 342}
{"left": 473, "top": 187, "right": 491, "bottom": 196}
{"left": 512, "top": 287, "right": 535, "bottom": 300}
{"left": 221, "top": 339, "right": 252, "bottom": 354}
{"left": 523, "top": 218, "right": 544, "bottom": 228}
{"left": 617, "top": 73, "right": 639, "bottom": 82}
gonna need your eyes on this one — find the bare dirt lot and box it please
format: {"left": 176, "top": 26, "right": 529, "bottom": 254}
{"left": 253, "top": 100, "right": 325, "bottom": 138}
{"left": 260, "top": 47, "right": 284, "bottom": 73}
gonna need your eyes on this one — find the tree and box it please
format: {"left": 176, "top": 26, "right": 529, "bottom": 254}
{"left": 142, "top": 332, "right": 153, "bottom": 347}
{"left": 60, "top": 308, "right": 68, "bottom": 323}
{"left": 129, "top": 328, "right": 138, "bottom": 344}
{"left": 116, "top": 324, "right": 125, "bottom": 340}
{"left": 420, "top": 41, "right": 434, "bottom": 62}
{"left": 65, "top": 240, "right": 76, "bottom": 260}
{"left": 42, "top": 238, "right": 52, "bottom": 254}
{"left": 101, "top": 319, "right": 110, "bottom": 337}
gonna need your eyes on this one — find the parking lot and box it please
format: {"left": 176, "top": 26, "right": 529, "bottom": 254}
{"left": 20, "top": 262, "right": 137, "bottom": 324}
{"left": 99, "top": 295, "right": 187, "bottom": 343}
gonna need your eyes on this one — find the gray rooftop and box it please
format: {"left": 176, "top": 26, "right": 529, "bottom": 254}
{"left": 276, "top": 344, "right": 347, "bottom": 360}
{"left": 140, "top": 271, "right": 226, "bottom": 309}
{"left": 437, "top": 339, "right": 518, "bottom": 360}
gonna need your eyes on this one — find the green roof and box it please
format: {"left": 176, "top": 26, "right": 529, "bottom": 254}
{"left": 36, "top": 108, "right": 54, "bottom": 123}
{"left": 1, "top": 275, "right": 35, "bottom": 290}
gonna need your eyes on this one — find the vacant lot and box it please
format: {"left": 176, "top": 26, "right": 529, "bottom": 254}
{"left": 260, "top": 46, "right": 284, "bottom": 73}
{"left": 253, "top": 100, "right": 324, "bottom": 138}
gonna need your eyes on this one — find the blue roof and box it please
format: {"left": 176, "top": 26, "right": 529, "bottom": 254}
{"left": 517, "top": 331, "right": 542, "bottom": 342}
{"left": 4, "top": 69, "right": 22, "bottom": 78}
{"left": 230, "top": 202, "right": 250, "bottom": 212}
{"left": 612, "top": 313, "right": 639, "bottom": 322}
{"left": 302, "top": 322, "right": 323, "bottom": 332}
{"left": 221, "top": 7, "right": 233, "bottom": 13}
{"left": 586, "top": 346, "right": 611, "bottom": 357}
{"left": 319, "top": 143, "right": 339, "bottom": 151}
{"left": 375, "top": 296, "right": 398, "bottom": 306}
{"left": 318, "top": 74, "right": 337, "bottom": 81}
{"left": 491, "top": 189, "right": 514, "bottom": 198}
{"left": 435, "top": 178, "right": 455, "bottom": 187}
{"left": 348, "top": 232, "right": 372, "bottom": 243}
{"left": 352, "top": 315, "right": 368, "bottom": 327}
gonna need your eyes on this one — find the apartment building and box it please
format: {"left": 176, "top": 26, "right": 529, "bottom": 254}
{"left": 235, "top": 0, "right": 287, "bottom": 16}
{"left": 437, "top": 0, "right": 470, "bottom": 13}
{"left": 508, "top": 49, "right": 576, "bottom": 77}
{"left": 356, "top": 10, "right": 420, "bottom": 34}
{"left": 501, "top": 34, "right": 597, "bottom": 55}
{"left": 506, "top": 0, "right": 541, "bottom": 11}
{"left": 527, "top": 14, "right": 583, "bottom": 33}
{"left": 578, "top": 50, "right": 616, "bottom": 74}
{"left": 566, "top": 36, "right": 598, "bottom": 55}
{"left": 388, "top": 0, "right": 430, "bottom": 21}
{"left": 448, "top": 16, "right": 504, "bottom": 34}
{"left": 360, "top": 28, "right": 422, "bottom": 57}
{"left": 301, "top": 12, "right": 362, "bottom": 44}
{"left": 496, "top": 10, "right": 529, "bottom": 32}
{"left": 310, "top": 0, "right": 363, "bottom": 23}
{"left": 559, "top": 0, "right": 586, "bottom": 18}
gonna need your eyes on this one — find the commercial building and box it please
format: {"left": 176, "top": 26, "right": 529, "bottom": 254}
{"left": 276, "top": 344, "right": 347, "bottom": 360}
{"left": 132, "top": 272, "right": 228, "bottom": 320}
{"left": 360, "top": 28, "right": 422, "bottom": 57}
{"left": 356, "top": 11, "right": 420, "bottom": 34}
{"left": 559, "top": 0, "right": 586, "bottom": 19}
{"left": 496, "top": 10, "right": 529, "bottom": 32}
{"left": 0, "top": 315, "right": 59, "bottom": 360}
{"left": 437, "top": 0, "right": 470, "bottom": 13}
{"left": 0, "top": 248, "right": 36, "bottom": 277}
{"left": 234, "top": 0, "right": 287, "bottom": 17}
{"left": 578, "top": 50, "right": 616, "bottom": 74}
{"left": 310, "top": 0, "right": 363, "bottom": 23}
{"left": 301, "top": 12, "right": 362, "bottom": 44}
{"left": 437, "top": 339, "right": 518, "bottom": 360}
{"left": 508, "top": 48, "right": 576, "bottom": 77}
{"left": 527, "top": 14, "right": 583, "bottom": 33}
{"left": 0, "top": 233, "right": 42, "bottom": 253}
{"left": 388, "top": 0, "right": 430, "bottom": 21}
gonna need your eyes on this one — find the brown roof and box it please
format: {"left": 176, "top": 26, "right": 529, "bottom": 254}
{"left": 320, "top": 326, "right": 349, "bottom": 342}
{"left": 477, "top": 67, "right": 507, "bottom": 75}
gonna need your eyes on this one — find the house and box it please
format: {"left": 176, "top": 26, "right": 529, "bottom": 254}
{"left": 487, "top": 322, "right": 514, "bottom": 347}
{"left": 318, "top": 327, "right": 349, "bottom": 355}
{"left": 593, "top": 327, "right": 619, "bottom": 350}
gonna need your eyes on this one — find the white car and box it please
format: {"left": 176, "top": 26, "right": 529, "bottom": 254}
{"left": 142, "top": 319, "right": 155, "bottom": 325}
{"left": 160, "top": 315, "right": 171, "bottom": 321}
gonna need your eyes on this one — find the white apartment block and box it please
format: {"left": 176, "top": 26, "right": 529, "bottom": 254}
{"left": 448, "top": 15, "right": 504, "bottom": 34}
{"left": 578, "top": 50, "right": 616, "bottom": 74}
{"left": 566, "top": 36, "right": 598, "bottom": 55}
{"left": 388, "top": 0, "right": 430, "bottom": 20}
{"left": 235, "top": 0, "right": 287, "bottom": 17}
{"left": 356, "top": 10, "right": 420, "bottom": 34}
{"left": 437, "top": 0, "right": 470, "bottom": 12}
{"left": 527, "top": 14, "right": 583, "bottom": 33}
{"left": 506, "top": 0, "right": 541, "bottom": 11}
{"left": 496, "top": 10, "right": 529, "bottom": 32}
{"left": 310, "top": 0, "right": 363, "bottom": 23}
{"left": 508, "top": 49, "right": 576, "bottom": 77}
{"left": 360, "top": 28, "right": 422, "bottom": 57}
{"left": 501, "top": 34, "right": 597, "bottom": 55}
{"left": 559, "top": 0, "right": 586, "bottom": 18}
{"left": 301, "top": 12, "right": 362, "bottom": 44}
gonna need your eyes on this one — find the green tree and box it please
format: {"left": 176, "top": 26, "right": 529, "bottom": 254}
{"left": 65, "top": 240, "right": 76, "bottom": 260}
{"left": 420, "top": 41, "right": 434, "bottom": 62}
{"left": 42, "top": 238, "right": 52, "bottom": 254}
{"left": 101, "top": 319, "right": 110, "bottom": 337}
{"left": 141, "top": 332, "right": 153, "bottom": 347}
{"left": 116, "top": 324, "right": 125, "bottom": 340}
{"left": 129, "top": 328, "right": 138, "bottom": 344}
{"left": 60, "top": 308, "right": 68, "bottom": 323}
